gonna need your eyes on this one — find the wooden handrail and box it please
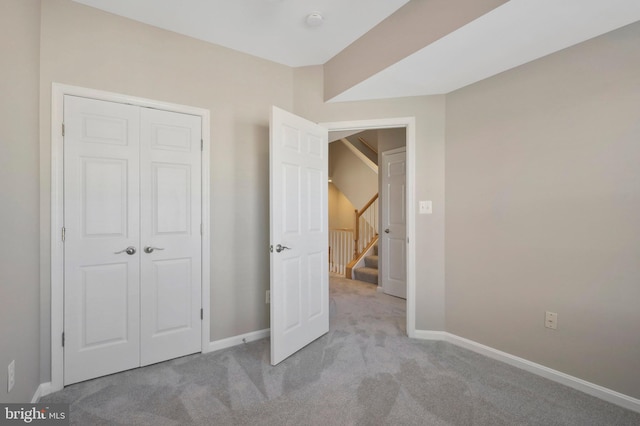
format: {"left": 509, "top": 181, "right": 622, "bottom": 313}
{"left": 354, "top": 193, "right": 379, "bottom": 259}
{"left": 357, "top": 193, "right": 378, "bottom": 216}
{"left": 330, "top": 228, "right": 354, "bottom": 232}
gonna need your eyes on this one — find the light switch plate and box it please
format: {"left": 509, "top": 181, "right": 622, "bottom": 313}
{"left": 419, "top": 200, "right": 432, "bottom": 214}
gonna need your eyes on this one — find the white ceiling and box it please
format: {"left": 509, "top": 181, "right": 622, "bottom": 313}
{"left": 331, "top": 0, "right": 640, "bottom": 101}
{"left": 72, "top": 0, "right": 409, "bottom": 67}
{"left": 73, "top": 0, "right": 640, "bottom": 102}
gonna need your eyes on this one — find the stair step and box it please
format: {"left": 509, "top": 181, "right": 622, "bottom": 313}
{"left": 364, "top": 255, "right": 378, "bottom": 268}
{"left": 354, "top": 267, "right": 378, "bottom": 285}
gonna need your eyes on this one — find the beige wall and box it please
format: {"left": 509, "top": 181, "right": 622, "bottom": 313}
{"left": 328, "top": 183, "right": 356, "bottom": 230}
{"left": 294, "top": 66, "right": 447, "bottom": 331}
{"left": 21, "top": 0, "right": 636, "bottom": 404}
{"left": 0, "top": 0, "right": 42, "bottom": 403}
{"left": 445, "top": 22, "right": 640, "bottom": 399}
{"left": 38, "top": 0, "right": 294, "bottom": 380}
{"left": 377, "top": 128, "right": 406, "bottom": 155}
{"left": 329, "top": 141, "right": 378, "bottom": 209}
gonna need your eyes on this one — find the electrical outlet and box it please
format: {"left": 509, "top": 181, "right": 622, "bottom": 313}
{"left": 545, "top": 311, "right": 558, "bottom": 330}
{"left": 265, "top": 290, "right": 270, "bottom": 304}
{"left": 7, "top": 360, "right": 15, "bottom": 393}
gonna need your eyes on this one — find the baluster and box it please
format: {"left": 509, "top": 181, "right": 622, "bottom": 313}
{"left": 339, "top": 231, "right": 342, "bottom": 273}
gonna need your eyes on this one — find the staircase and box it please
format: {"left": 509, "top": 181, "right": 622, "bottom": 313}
{"left": 353, "top": 242, "right": 379, "bottom": 285}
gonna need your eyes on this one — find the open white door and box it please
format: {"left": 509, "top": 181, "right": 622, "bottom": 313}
{"left": 381, "top": 149, "right": 407, "bottom": 299}
{"left": 270, "top": 106, "right": 329, "bottom": 365}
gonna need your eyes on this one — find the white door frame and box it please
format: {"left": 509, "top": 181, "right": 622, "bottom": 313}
{"left": 321, "top": 117, "right": 416, "bottom": 338}
{"left": 49, "top": 83, "right": 211, "bottom": 392}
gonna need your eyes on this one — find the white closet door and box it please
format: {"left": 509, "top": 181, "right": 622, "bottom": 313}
{"left": 63, "top": 96, "right": 141, "bottom": 385}
{"left": 139, "top": 108, "right": 202, "bottom": 366}
{"left": 64, "top": 96, "right": 203, "bottom": 384}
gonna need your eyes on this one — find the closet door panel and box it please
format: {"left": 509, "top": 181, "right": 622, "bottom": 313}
{"left": 139, "top": 108, "right": 202, "bottom": 366}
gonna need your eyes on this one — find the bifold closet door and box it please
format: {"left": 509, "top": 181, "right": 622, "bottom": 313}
{"left": 63, "top": 96, "right": 142, "bottom": 385}
{"left": 139, "top": 107, "right": 202, "bottom": 366}
{"left": 63, "top": 96, "right": 202, "bottom": 385}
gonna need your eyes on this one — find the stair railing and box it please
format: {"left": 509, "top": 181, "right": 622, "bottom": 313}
{"left": 354, "top": 193, "right": 378, "bottom": 258}
{"left": 329, "top": 228, "right": 354, "bottom": 275}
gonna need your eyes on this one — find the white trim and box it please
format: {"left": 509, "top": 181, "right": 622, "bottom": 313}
{"left": 31, "top": 382, "right": 51, "bottom": 403}
{"left": 207, "top": 329, "right": 271, "bottom": 353}
{"left": 413, "top": 329, "right": 448, "bottom": 340}
{"left": 382, "top": 146, "right": 406, "bottom": 156}
{"left": 49, "top": 83, "right": 212, "bottom": 392}
{"left": 414, "top": 331, "right": 640, "bottom": 413}
{"left": 321, "top": 117, "right": 416, "bottom": 338}
{"left": 340, "top": 138, "right": 378, "bottom": 173}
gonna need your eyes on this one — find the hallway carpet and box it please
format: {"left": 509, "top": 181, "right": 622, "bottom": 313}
{"left": 42, "top": 276, "right": 640, "bottom": 425}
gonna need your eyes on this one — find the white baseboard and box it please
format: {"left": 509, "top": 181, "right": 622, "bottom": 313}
{"left": 413, "top": 330, "right": 448, "bottom": 340}
{"left": 31, "top": 382, "right": 52, "bottom": 403}
{"left": 413, "top": 330, "right": 640, "bottom": 413}
{"left": 207, "top": 328, "right": 270, "bottom": 353}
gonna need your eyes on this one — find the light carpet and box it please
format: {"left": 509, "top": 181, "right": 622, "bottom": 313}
{"left": 42, "top": 276, "right": 640, "bottom": 425}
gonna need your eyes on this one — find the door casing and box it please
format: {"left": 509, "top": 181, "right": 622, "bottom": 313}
{"left": 49, "top": 83, "right": 211, "bottom": 392}
{"left": 322, "top": 118, "right": 416, "bottom": 338}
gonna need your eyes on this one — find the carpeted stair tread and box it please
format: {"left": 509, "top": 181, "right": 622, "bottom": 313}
{"left": 364, "top": 255, "right": 378, "bottom": 268}
{"left": 353, "top": 266, "right": 378, "bottom": 284}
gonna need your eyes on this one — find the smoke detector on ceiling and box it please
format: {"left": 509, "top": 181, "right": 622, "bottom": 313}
{"left": 306, "top": 12, "right": 324, "bottom": 27}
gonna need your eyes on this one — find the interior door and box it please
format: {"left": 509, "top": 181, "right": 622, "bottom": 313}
{"left": 63, "top": 96, "right": 141, "bottom": 385}
{"left": 381, "top": 149, "right": 407, "bottom": 299}
{"left": 64, "top": 96, "right": 203, "bottom": 384}
{"left": 269, "top": 106, "right": 329, "bottom": 365}
{"left": 139, "top": 108, "right": 202, "bottom": 366}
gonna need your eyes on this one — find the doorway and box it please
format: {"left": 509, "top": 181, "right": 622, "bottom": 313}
{"left": 323, "top": 118, "right": 416, "bottom": 338}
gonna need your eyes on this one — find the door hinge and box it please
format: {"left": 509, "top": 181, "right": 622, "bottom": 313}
{"left": 62, "top": 227, "right": 66, "bottom": 242}
{"left": 200, "top": 308, "right": 203, "bottom": 320}
{"left": 62, "top": 332, "right": 65, "bottom": 347}
{"left": 62, "top": 123, "right": 65, "bottom": 137}
{"left": 201, "top": 139, "right": 203, "bottom": 151}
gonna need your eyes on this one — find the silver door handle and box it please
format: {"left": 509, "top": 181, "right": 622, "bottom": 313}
{"left": 115, "top": 246, "right": 136, "bottom": 255}
{"left": 384, "top": 229, "right": 390, "bottom": 234}
{"left": 275, "top": 244, "right": 291, "bottom": 253}
{"left": 144, "top": 246, "right": 165, "bottom": 254}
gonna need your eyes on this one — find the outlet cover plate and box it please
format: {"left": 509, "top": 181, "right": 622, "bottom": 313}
{"left": 545, "top": 311, "right": 558, "bottom": 330}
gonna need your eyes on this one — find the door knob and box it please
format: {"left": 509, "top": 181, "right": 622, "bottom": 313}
{"left": 115, "top": 246, "right": 136, "bottom": 255}
{"left": 384, "top": 229, "right": 390, "bottom": 234}
{"left": 144, "top": 246, "right": 165, "bottom": 254}
{"left": 275, "top": 244, "right": 291, "bottom": 253}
